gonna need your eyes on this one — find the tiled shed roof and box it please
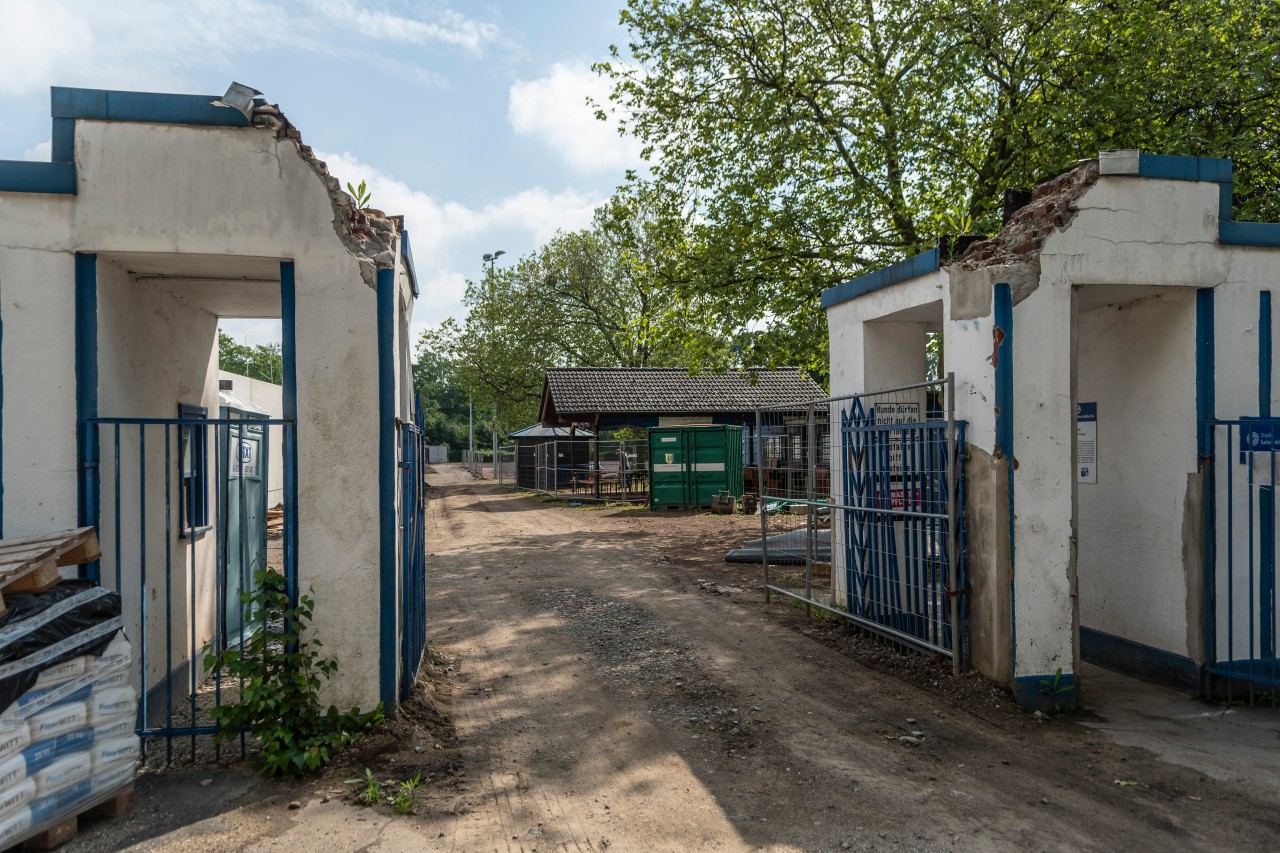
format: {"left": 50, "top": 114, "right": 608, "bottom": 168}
{"left": 541, "top": 367, "right": 824, "bottom": 421}
{"left": 508, "top": 424, "right": 593, "bottom": 438}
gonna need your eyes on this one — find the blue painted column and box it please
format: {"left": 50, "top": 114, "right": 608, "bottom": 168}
{"left": 1260, "top": 292, "right": 1272, "bottom": 418}
{"left": 75, "top": 253, "right": 99, "bottom": 579}
{"left": 1197, "top": 287, "right": 1216, "bottom": 683}
{"left": 280, "top": 261, "right": 298, "bottom": 605}
{"left": 376, "top": 267, "right": 397, "bottom": 709}
{"left": 993, "top": 282, "right": 1015, "bottom": 679}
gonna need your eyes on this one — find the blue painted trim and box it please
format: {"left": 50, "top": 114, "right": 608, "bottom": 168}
{"left": 1261, "top": 292, "right": 1272, "bottom": 418}
{"left": 1196, "top": 289, "right": 1216, "bottom": 456}
{"left": 75, "top": 253, "right": 99, "bottom": 579}
{"left": 51, "top": 118, "right": 75, "bottom": 163}
{"left": 1080, "top": 627, "right": 1199, "bottom": 693}
{"left": 50, "top": 87, "right": 253, "bottom": 126}
{"left": 279, "top": 262, "right": 299, "bottom": 607}
{"left": 993, "top": 282, "right": 1015, "bottom": 675}
{"left": 0, "top": 161, "right": 75, "bottom": 194}
{"left": 1013, "top": 672, "right": 1078, "bottom": 712}
{"left": 400, "top": 230, "right": 420, "bottom": 298}
{"left": 1197, "top": 287, "right": 1215, "bottom": 683}
{"left": 1122, "top": 153, "right": 1280, "bottom": 247}
{"left": 1220, "top": 220, "right": 1280, "bottom": 248}
{"left": 5, "top": 86, "right": 260, "bottom": 196}
{"left": 1135, "top": 153, "right": 1232, "bottom": 183}
{"left": 820, "top": 249, "right": 940, "bottom": 309}
{"left": 376, "top": 267, "right": 398, "bottom": 710}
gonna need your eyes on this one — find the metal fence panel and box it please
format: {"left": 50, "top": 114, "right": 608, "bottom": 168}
{"left": 87, "top": 416, "right": 297, "bottom": 764}
{"left": 755, "top": 375, "right": 968, "bottom": 669}
{"left": 515, "top": 439, "right": 649, "bottom": 503}
{"left": 399, "top": 403, "right": 428, "bottom": 700}
{"left": 1206, "top": 419, "right": 1280, "bottom": 702}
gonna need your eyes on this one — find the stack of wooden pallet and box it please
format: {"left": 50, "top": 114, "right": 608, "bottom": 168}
{"left": 266, "top": 506, "right": 285, "bottom": 535}
{"left": 0, "top": 527, "right": 137, "bottom": 850}
{"left": 0, "top": 528, "right": 101, "bottom": 618}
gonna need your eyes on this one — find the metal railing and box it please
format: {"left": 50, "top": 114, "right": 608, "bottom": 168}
{"left": 754, "top": 375, "right": 968, "bottom": 671}
{"left": 1205, "top": 418, "right": 1280, "bottom": 703}
{"left": 461, "top": 450, "right": 487, "bottom": 478}
{"left": 399, "top": 403, "right": 428, "bottom": 700}
{"left": 85, "top": 416, "right": 297, "bottom": 764}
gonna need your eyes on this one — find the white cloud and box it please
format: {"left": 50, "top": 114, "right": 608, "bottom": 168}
{"left": 22, "top": 140, "right": 52, "bottom": 161}
{"left": 317, "top": 150, "right": 605, "bottom": 332}
{"left": 0, "top": 0, "right": 498, "bottom": 98}
{"left": 307, "top": 1, "right": 499, "bottom": 53}
{"left": 508, "top": 61, "right": 642, "bottom": 175}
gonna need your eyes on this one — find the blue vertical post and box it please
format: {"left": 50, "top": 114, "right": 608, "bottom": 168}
{"left": 279, "top": 261, "right": 298, "bottom": 605}
{"left": 993, "top": 282, "right": 1014, "bottom": 671}
{"left": 1198, "top": 288, "right": 1216, "bottom": 685}
{"left": 1260, "top": 292, "right": 1272, "bottom": 418}
{"left": 75, "top": 252, "right": 99, "bottom": 580}
{"left": 376, "top": 267, "right": 397, "bottom": 710}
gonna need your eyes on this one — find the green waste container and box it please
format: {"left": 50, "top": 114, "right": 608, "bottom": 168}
{"left": 648, "top": 425, "right": 744, "bottom": 510}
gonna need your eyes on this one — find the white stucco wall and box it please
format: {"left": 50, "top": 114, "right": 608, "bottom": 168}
{"left": 1075, "top": 289, "right": 1197, "bottom": 655}
{"left": 826, "top": 165, "right": 1280, "bottom": 694}
{"left": 1, "top": 112, "right": 417, "bottom": 711}
{"left": 96, "top": 255, "right": 221, "bottom": 697}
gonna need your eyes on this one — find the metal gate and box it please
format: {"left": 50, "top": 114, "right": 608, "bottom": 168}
{"left": 755, "top": 375, "right": 968, "bottom": 671}
{"left": 399, "top": 400, "right": 428, "bottom": 700}
{"left": 1205, "top": 419, "right": 1280, "bottom": 700}
{"left": 85, "top": 415, "right": 297, "bottom": 762}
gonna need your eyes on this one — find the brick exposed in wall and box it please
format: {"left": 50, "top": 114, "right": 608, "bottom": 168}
{"left": 959, "top": 160, "right": 1100, "bottom": 269}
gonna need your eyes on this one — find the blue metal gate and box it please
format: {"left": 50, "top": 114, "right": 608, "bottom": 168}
{"left": 84, "top": 415, "right": 297, "bottom": 762}
{"left": 755, "top": 376, "right": 968, "bottom": 671}
{"left": 1206, "top": 418, "right": 1280, "bottom": 700}
{"left": 399, "top": 399, "right": 428, "bottom": 700}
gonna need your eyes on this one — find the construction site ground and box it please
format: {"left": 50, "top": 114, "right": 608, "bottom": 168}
{"left": 68, "top": 463, "right": 1280, "bottom": 852}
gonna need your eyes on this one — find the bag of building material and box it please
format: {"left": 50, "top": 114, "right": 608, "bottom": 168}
{"left": 0, "top": 579, "right": 137, "bottom": 851}
{"left": 31, "top": 751, "right": 91, "bottom": 799}
{"left": 0, "top": 722, "right": 30, "bottom": 764}
{"left": 0, "top": 777, "right": 34, "bottom": 821}
{"left": 0, "top": 582, "right": 123, "bottom": 716}
{"left": 26, "top": 702, "right": 87, "bottom": 742}
{"left": 86, "top": 688, "right": 136, "bottom": 728}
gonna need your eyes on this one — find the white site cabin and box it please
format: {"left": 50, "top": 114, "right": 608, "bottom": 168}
{"left": 0, "top": 86, "right": 424, "bottom": 728}
{"left": 824, "top": 151, "right": 1280, "bottom": 707}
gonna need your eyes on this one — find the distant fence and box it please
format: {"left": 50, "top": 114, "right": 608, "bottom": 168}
{"left": 495, "top": 439, "right": 649, "bottom": 503}
{"left": 426, "top": 445, "right": 448, "bottom": 465}
{"left": 461, "top": 450, "right": 488, "bottom": 478}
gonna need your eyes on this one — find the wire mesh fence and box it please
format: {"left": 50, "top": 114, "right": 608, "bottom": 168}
{"left": 520, "top": 439, "right": 649, "bottom": 503}
{"left": 495, "top": 444, "right": 517, "bottom": 487}
{"left": 754, "top": 376, "right": 968, "bottom": 669}
{"left": 461, "top": 450, "right": 487, "bottom": 478}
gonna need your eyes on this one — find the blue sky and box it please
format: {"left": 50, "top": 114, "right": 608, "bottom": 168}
{"left": 0, "top": 0, "right": 641, "bottom": 347}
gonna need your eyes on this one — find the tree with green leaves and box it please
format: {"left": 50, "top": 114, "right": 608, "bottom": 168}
{"left": 218, "top": 331, "right": 283, "bottom": 385}
{"left": 423, "top": 192, "right": 732, "bottom": 433}
{"left": 597, "top": 0, "right": 1280, "bottom": 367}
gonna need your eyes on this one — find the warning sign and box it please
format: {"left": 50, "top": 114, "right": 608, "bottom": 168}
{"left": 1076, "top": 402, "right": 1097, "bottom": 484}
{"left": 872, "top": 402, "right": 921, "bottom": 478}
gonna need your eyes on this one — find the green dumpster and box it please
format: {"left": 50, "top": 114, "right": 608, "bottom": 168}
{"left": 648, "top": 425, "right": 744, "bottom": 510}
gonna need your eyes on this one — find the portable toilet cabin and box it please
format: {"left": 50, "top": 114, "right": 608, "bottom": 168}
{"left": 218, "top": 391, "right": 271, "bottom": 644}
{"left": 648, "top": 425, "right": 744, "bottom": 510}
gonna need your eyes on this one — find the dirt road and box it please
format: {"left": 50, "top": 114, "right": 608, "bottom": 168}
{"left": 68, "top": 464, "right": 1280, "bottom": 851}
{"left": 414, "top": 466, "right": 1279, "bottom": 852}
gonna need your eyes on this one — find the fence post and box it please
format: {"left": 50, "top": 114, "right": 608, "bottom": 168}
{"left": 945, "top": 372, "right": 961, "bottom": 676}
{"left": 757, "top": 407, "right": 770, "bottom": 603}
{"left": 806, "top": 401, "right": 816, "bottom": 617}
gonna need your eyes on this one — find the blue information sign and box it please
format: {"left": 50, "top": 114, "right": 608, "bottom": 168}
{"left": 1239, "top": 418, "right": 1280, "bottom": 463}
